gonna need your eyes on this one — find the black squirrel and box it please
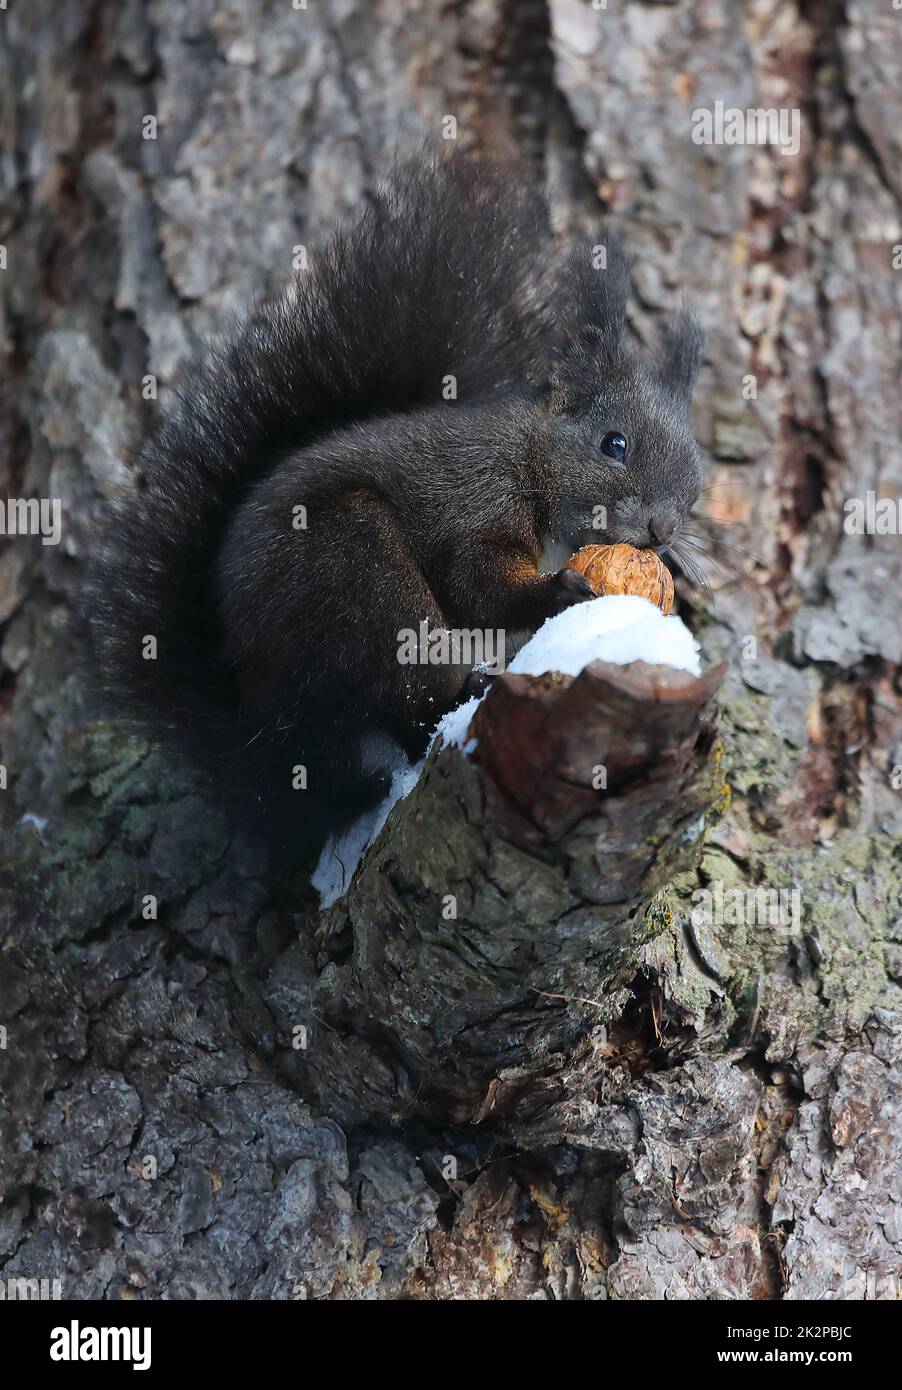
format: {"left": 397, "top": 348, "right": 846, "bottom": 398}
{"left": 87, "top": 153, "right": 705, "bottom": 857}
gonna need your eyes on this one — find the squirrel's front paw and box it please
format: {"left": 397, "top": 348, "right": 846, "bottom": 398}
{"left": 550, "top": 566, "right": 597, "bottom": 612}
{"left": 461, "top": 667, "right": 497, "bottom": 699}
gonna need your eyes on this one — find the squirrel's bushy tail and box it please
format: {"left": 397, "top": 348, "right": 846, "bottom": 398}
{"left": 85, "top": 153, "right": 551, "bottom": 793}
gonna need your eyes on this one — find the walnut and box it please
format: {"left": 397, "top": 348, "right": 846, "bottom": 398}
{"left": 568, "top": 543, "right": 675, "bottom": 615}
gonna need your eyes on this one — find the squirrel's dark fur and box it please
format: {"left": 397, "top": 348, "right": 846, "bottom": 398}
{"left": 87, "top": 153, "right": 705, "bottom": 858}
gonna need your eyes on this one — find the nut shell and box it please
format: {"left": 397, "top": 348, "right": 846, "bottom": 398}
{"left": 568, "top": 543, "right": 675, "bottom": 615}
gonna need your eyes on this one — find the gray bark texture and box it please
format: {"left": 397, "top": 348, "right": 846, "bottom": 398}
{"left": 1, "top": 0, "right": 900, "bottom": 1300}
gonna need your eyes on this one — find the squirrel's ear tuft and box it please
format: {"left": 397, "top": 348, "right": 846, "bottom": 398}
{"left": 550, "top": 236, "right": 633, "bottom": 396}
{"left": 658, "top": 310, "right": 705, "bottom": 399}
{"left": 573, "top": 235, "right": 632, "bottom": 346}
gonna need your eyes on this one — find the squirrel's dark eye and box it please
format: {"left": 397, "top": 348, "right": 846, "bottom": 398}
{"left": 601, "top": 431, "right": 627, "bottom": 463}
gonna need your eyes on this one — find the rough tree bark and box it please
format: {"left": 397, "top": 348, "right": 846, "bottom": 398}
{"left": 1, "top": 0, "right": 900, "bottom": 1300}
{"left": 280, "top": 659, "right": 726, "bottom": 1135}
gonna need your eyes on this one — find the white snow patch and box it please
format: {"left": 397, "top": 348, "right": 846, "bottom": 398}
{"left": 431, "top": 694, "right": 481, "bottom": 752}
{"left": 509, "top": 593, "right": 701, "bottom": 679}
{"left": 313, "top": 594, "right": 700, "bottom": 904}
{"left": 311, "top": 758, "right": 423, "bottom": 906}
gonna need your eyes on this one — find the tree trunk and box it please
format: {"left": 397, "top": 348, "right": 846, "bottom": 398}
{"left": 281, "top": 659, "right": 725, "bottom": 1135}
{"left": 1, "top": 0, "right": 899, "bottom": 1300}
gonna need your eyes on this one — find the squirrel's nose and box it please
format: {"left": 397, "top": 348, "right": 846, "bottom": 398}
{"left": 648, "top": 513, "right": 677, "bottom": 548}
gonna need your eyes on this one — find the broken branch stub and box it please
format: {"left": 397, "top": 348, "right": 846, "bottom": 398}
{"left": 291, "top": 659, "right": 727, "bottom": 1132}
